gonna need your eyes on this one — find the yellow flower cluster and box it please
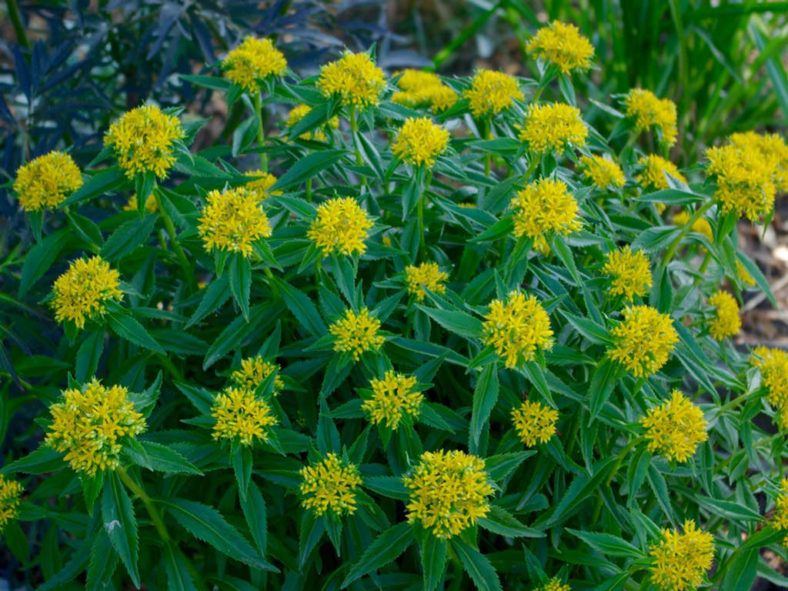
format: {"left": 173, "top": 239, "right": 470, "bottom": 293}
{"left": 329, "top": 308, "right": 385, "bottom": 360}
{"left": 13, "top": 151, "right": 83, "bottom": 211}
{"left": 404, "top": 262, "right": 449, "bottom": 301}
{"left": 526, "top": 20, "right": 594, "bottom": 73}
{"left": 244, "top": 170, "right": 280, "bottom": 199}
{"left": 124, "top": 193, "right": 157, "bottom": 213}
{"left": 736, "top": 260, "right": 755, "bottom": 287}
{"left": 640, "top": 390, "right": 708, "bottom": 463}
{"left": 637, "top": 154, "right": 686, "bottom": 190}
{"left": 602, "top": 246, "right": 652, "bottom": 302}
{"left": 391, "top": 117, "right": 450, "bottom": 167}
{"left": 299, "top": 453, "right": 362, "bottom": 516}
{"left": 511, "top": 400, "right": 558, "bottom": 447}
{"left": 535, "top": 578, "right": 571, "bottom": 591}
{"left": 285, "top": 104, "right": 340, "bottom": 141}
{"left": 198, "top": 187, "right": 272, "bottom": 257}
{"left": 608, "top": 306, "right": 678, "bottom": 377}
{"left": 45, "top": 380, "right": 146, "bottom": 476}
{"left": 580, "top": 154, "right": 625, "bottom": 189}
{"left": 624, "top": 88, "right": 678, "bottom": 146}
{"left": 392, "top": 69, "right": 458, "bottom": 112}
{"left": 773, "top": 479, "right": 788, "bottom": 531}
{"left": 317, "top": 52, "right": 385, "bottom": 109}
{"left": 231, "top": 355, "right": 284, "bottom": 395}
{"left": 403, "top": 449, "right": 494, "bottom": 538}
{"left": 511, "top": 178, "right": 581, "bottom": 254}
{"left": 730, "top": 131, "right": 788, "bottom": 192}
{"left": 104, "top": 105, "right": 184, "bottom": 178}
{"left": 648, "top": 520, "right": 714, "bottom": 591}
{"left": 751, "top": 347, "right": 788, "bottom": 429}
{"left": 0, "top": 475, "right": 23, "bottom": 531}
{"left": 307, "top": 197, "right": 373, "bottom": 256}
{"left": 482, "top": 291, "right": 553, "bottom": 369}
{"left": 519, "top": 103, "right": 587, "bottom": 153}
{"left": 211, "top": 386, "right": 277, "bottom": 446}
{"left": 222, "top": 36, "right": 287, "bottom": 92}
{"left": 52, "top": 256, "right": 122, "bottom": 329}
{"left": 362, "top": 370, "right": 423, "bottom": 430}
{"left": 672, "top": 210, "right": 713, "bottom": 242}
{"left": 707, "top": 290, "right": 740, "bottom": 341}
{"left": 463, "top": 70, "right": 524, "bottom": 117}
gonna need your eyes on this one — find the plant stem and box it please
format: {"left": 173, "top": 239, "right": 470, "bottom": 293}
{"left": 524, "top": 154, "right": 542, "bottom": 181}
{"left": 661, "top": 200, "right": 714, "bottom": 268}
{"left": 263, "top": 267, "right": 279, "bottom": 298}
{"left": 484, "top": 118, "right": 492, "bottom": 176}
{"left": 306, "top": 178, "right": 312, "bottom": 203}
{"left": 117, "top": 466, "right": 170, "bottom": 542}
{"left": 417, "top": 170, "right": 433, "bottom": 258}
{"left": 349, "top": 107, "right": 362, "bottom": 166}
{"left": 154, "top": 188, "right": 197, "bottom": 291}
{"left": 254, "top": 90, "right": 268, "bottom": 173}
{"left": 6, "top": 0, "right": 30, "bottom": 49}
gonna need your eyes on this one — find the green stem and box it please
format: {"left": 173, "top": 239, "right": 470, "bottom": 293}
{"left": 530, "top": 84, "right": 545, "bottom": 104}
{"left": 661, "top": 200, "right": 714, "bottom": 268}
{"left": 154, "top": 188, "right": 196, "bottom": 291}
{"left": 6, "top": 0, "right": 30, "bottom": 49}
{"left": 349, "top": 107, "right": 362, "bottom": 166}
{"left": 417, "top": 170, "right": 433, "bottom": 258}
{"left": 117, "top": 466, "right": 170, "bottom": 542}
{"left": 254, "top": 90, "right": 268, "bottom": 173}
{"left": 263, "top": 267, "right": 279, "bottom": 298}
{"left": 484, "top": 118, "right": 492, "bottom": 176}
{"left": 306, "top": 178, "right": 312, "bottom": 203}
{"left": 523, "top": 154, "right": 542, "bottom": 181}
{"left": 619, "top": 132, "right": 639, "bottom": 159}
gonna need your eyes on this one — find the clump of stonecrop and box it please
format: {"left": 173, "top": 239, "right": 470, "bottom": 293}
{"left": 7, "top": 20, "right": 788, "bottom": 591}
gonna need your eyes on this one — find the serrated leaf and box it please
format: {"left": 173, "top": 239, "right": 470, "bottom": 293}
{"left": 449, "top": 538, "right": 502, "bottom": 591}
{"left": 342, "top": 521, "right": 414, "bottom": 587}
{"left": 102, "top": 473, "right": 139, "bottom": 587}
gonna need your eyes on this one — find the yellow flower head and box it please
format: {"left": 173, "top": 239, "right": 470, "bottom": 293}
{"left": 391, "top": 117, "right": 450, "bottom": 167}
{"left": 0, "top": 475, "right": 23, "bottom": 531}
{"left": 637, "top": 154, "right": 686, "bottom": 190}
{"left": 285, "top": 104, "right": 339, "bottom": 141}
{"left": 512, "top": 400, "right": 558, "bottom": 447}
{"left": 511, "top": 178, "right": 581, "bottom": 254}
{"left": 730, "top": 131, "right": 788, "bottom": 192}
{"left": 708, "top": 290, "right": 740, "bottom": 341}
{"left": 705, "top": 141, "right": 776, "bottom": 222}
{"left": 52, "top": 256, "right": 122, "bottom": 329}
{"left": 608, "top": 306, "right": 678, "bottom": 377}
{"left": 580, "top": 154, "right": 625, "bottom": 189}
{"left": 231, "top": 355, "right": 284, "bottom": 395}
{"left": 672, "top": 210, "right": 713, "bottom": 242}
{"left": 13, "top": 151, "right": 83, "bottom": 211}
{"left": 752, "top": 347, "right": 788, "bottom": 429}
{"left": 773, "top": 479, "right": 788, "bottom": 531}
{"left": 648, "top": 520, "right": 714, "bottom": 591}
{"left": 735, "top": 260, "right": 755, "bottom": 287}
{"left": 526, "top": 20, "right": 594, "bottom": 73}
{"left": 317, "top": 51, "right": 385, "bottom": 109}
{"left": 362, "top": 370, "right": 423, "bottom": 429}
{"left": 222, "top": 36, "right": 287, "bottom": 92}
{"left": 403, "top": 449, "right": 494, "bottom": 539}
{"left": 329, "top": 308, "right": 384, "bottom": 360}
{"left": 463, "top": 70, "right": 524, "bottom": 117}
{"left": 429, "top": 85, "right": 460, "bottom": 112}
{"left": 535, "top": 578, "right": 571, "bottom": 591}
{"left": 45, "top": 379, "right": 146, "bottom": 476}
{"left": 299, "top": 453, "right": 362, "bottom": 517}
{"left": 482, "top": 291, "right": 553, "bottom": 369}
{"left": 624, "top": 89, "right": 678, "bottom": 146}
{"left": 104, "top": 105, "right": 184, "bottom": 178}
{"left": 198, "top": 187, "right": 272, "bottom": 257}
{"left": 602, "top": 246, "right": 652, "bottom": 302}
{"left": 244, "top": 170, "right": 280, "bottom": 199}
{"left": 392, "top": 70, "right": 459, "bottom": 112}
{"left": 307, "top": 197, "right": 373, "bottom": 256}
{"left": 640, "top": 390, "right": 708, "bottom": 463}
{"left": 519, "top": 103, "right": 587, "bottom": 154}
{"left": 405, "top": 262, "right": 449, "bottom": 301}
{"left": 124, "top": 193, "right": 157, "bottom": 213}
{"left": 211, "top": 386, "right": 277, "bottom": 446}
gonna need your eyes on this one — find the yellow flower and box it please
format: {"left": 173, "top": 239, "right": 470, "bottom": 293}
{"left": 640, "top": 390, "right": 708, "bottom": 463}
{"left": 299, "top": 453, "right": 361, "bottom": 517}
{"left": 430, "top": 85, "right": 460, "bottom": 112}
{"left": 463, "top": 70, "right": 524, "bottom": 117}
{"left": 580, "top": 154, "right": 625, "bottom": 189}
{"left": 285, "top": 104, "right": 339, "bottom": 141}
{"left": 222, "top": 36, "right": 287, "bottom": 92}
{"left": 244, "top": 170, "right": 281, "bottom": 199}
{"left": 608, "top": 306, "right": 678, "bottom": 378}
{"left": 13, "top": 151, "right": 83, "bottom": 211}
{"left": 730, "top": 131, "right": 788, "bottom": 192}
{"left": 391, "top": 117, "right": 450, "bottom": 167}
{"left": 52, "top": 256, "right": 122, "bottom": 329}
{"left": 707, "top": 290, "right": 740, "bottom": 341}
{"left": 672, "top": 210, "right": 713, "bottom": 242}
{"left": 362, "top": 370, "right": 423, "bottom": 429}
{"left": 404, "top": 262, "right": 449, "bottom": 301}
{"left": 231, "top": 355, "right": 284, "bottom": 395}
{"left": 44, "top": 379, "right": 146, "bottom": 476}
{"left": 535, "top": 578, "right": 571, "bottom": 591}
{"left": 403, "top": 449, "right": 494, "bottom": 539}
{"left": 752, "top": 347, "right": 788, "bottom": 429}
{"left": 624, "top": 89, "right": 678, "bottom": 146}
{"left": 511, "top": 178, "right": 581, "bottom": 254}
{"left": 648, "top": 520, "right": 714, "bottom": 591}
{"left": 637, "top": 154, "right": 686, "bottom": 190}
{"left": 482, "top": 291, "right": 553, "bottom": 369}
{"left": 317, "top": 51, "right": 385, "bottom": 109}
{"left": 706, "top": 140, "right": 776, "bottom": 222}
{"left": 602, "top": 246, "right": 652, "bottom": 302}
{"left": 773, "top": 479, "right": 788, "bottom": 531}
{"left": 104, "top": 105, "right": 184, "bottom": 178}
{"left": 511, "top": 400, "right": 558, "bottom": 447}
{"left": 307, "top": 197, "right": 373, "bottom": 256}
{"left": 519, "top": 103, "right": 587, "bottom": 154}
{"left": 329, "top": 308, "right": 385, "bottom": 360}
{"left": 198, "top": 187, "right": 272, "bottom": 257}
{"left": 735, "top": 260, "right": 755, "bottom": 287}
{"left": 124, "top": 193, "right": 157, "bottom": 213}
{"left": 0, "top": 475, "right": 23, "bottom": 531}
{"left": 211, "top": 386, "right": 277, "bottom": 446}
{"left": 392, "top": 70, "right": 458, "bottom": 112}
{"left": 526, "top": 20, "right": 594, "bottom": 73}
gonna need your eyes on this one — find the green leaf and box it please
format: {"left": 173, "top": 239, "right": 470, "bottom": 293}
{"left": 589, "top": 359, "right": 619, "bottom": 421}
{"left": 163, "top": 543, "right": 199, "bottom": 591}
{"left": 106, "top": 310, "right": 165, "bottom": 354}
{"left": 1, "top": 447, "right": 64, "bottom": 475}
{"left": 231, "top": 443, "right": 253, "bottom": 501}
{"left": 342, "top": 521, "right": 415, "bottom": 587}
{"left": 272, "top": 150, "right": 347, "bottom": 191}
{"left": 478, "top": 504, "right": 544, "bottom": 538}
{"left": 18, "top": 230, "right": 68, "bottom": 298}
{"left": 364, "top": 476, "right": 410, "bottom": 500}
{"left": 241, "top": 481, "right": 268, "bottom": 558}
{"left": 186, "top": 275, "right": 231, "bottom": 328}
{"left": 469, "top": 363, "right": 499, "bottom": 448}
{"left": 101, "top": 472, "right": 139, "bottom": 587}
{"left": 417, "top": 306, "right": 483, "bottom": 339}
{"left": 562, "top": 311, "right": 611, "bottom": 345}
{"left": 62, "top": 167, "right": 127, "bottom": 207}
{"left": 449, "top": 538, "right": 502, "bottom": 591}
{"left": 101, "top": 214, "right": 158, "bottom": 262}
{"left": 5, "top": 519, "right": 29, "bottom": 563}
{"left": 180, "top": 74, "right": 233, "bottom": 91}
{"left": 694, "top": 495, "right": 762, "bottom": 522}
{"left": 271, "top": 277, "right": 327, "bottom": 337}
{"left": 125, "top": 441, "right": 202, "bottom": 475}
{"left": 485, "top": 451, "right": 535, "bottom": 481}
{"left": 86, "top": 531, "right": 118, "bottom": 591}
{"left": 720, "top": 547, "right": 758, "bottom": 591}
{"left": 229, "top": 254, "right": 252, "bottom": 321}
{"left": 75, "top": 330, "right": 105, "bottom": 383}
{"left": 568, "top": 530, "right": 644, "bottom": 558}
{"left": 420, "top": 535, "right": 447, "bottom": 591}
